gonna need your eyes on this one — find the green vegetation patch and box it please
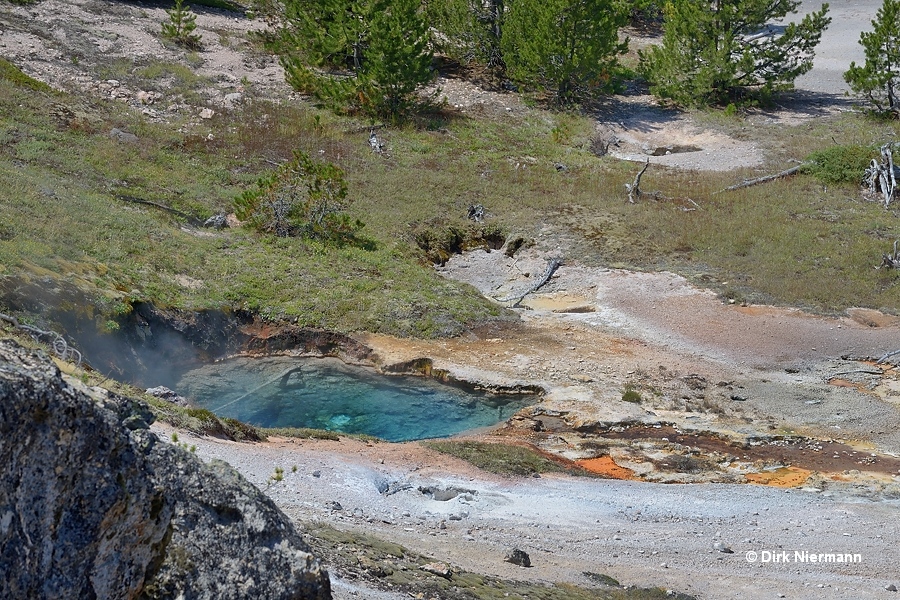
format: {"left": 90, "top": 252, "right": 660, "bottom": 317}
{"left": 803, "top": 144, "right": 877, "bottom": 184}
{"left": 424, "top": 440, "right": 591, "bottom": 477}
{"left": 0, "top": 57, "right": 54, "bottom": 93}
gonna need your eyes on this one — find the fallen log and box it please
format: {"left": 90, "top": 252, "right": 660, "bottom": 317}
{"left": 877, "top": 348, "right": 900, "bottom": 365}
{"left": 116, "top": 194, "right": 202, "bottom": 226}
{"left": 715, "top": 164, "right": 804, "bottom": 194}
{"left": 496, "top": 257, "right": 562, "bottom": 308}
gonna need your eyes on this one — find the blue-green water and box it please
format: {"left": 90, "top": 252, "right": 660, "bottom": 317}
{"left": 174, "top": 356, "right": 533, "bottom": 441}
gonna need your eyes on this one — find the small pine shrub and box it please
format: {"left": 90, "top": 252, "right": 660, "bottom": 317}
{"left": 161, "top": 0, "right": 202, "bottom": 50}
{"left": 804, "top": 144, "right": 877, "bottom": 184}
{"left": 622, "top": 389, "right": 642, "bottom": 403}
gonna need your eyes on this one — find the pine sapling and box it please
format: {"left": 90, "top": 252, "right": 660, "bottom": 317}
{"left": 162, "top": 0, "right": 202, "bottom": 50}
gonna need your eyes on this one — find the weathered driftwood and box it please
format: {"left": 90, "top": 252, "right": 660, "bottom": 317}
{"left": 0, "top": 312, "right": 82, "bottom": 365}
{"left": 865, "top": 143, "right": 900, "bottom": 208}
{"left": 496, "top": 257, "right": 562, "bottom": 307}
{"left": 624, "top": 159, "right": 650, "bottom": 203}
{"left": 827, "top": 369, "right": 886, "bottom": 378}
{"left": 369, "top": 129, "right": 385, "bottom": 153}
{"left": 877, "top": 348, "right": 900, "bottom": 365}
{"left": 624, "top": 160, "right": 700, "bottom": 210}
{"left": 116, "top": 194, "right": 202, "bottom": 226}
{"left": 880, "top": 240, "right": 900, "bottom": 269}
{"left": 715, "top": 164, "right": 804, "bottom": 194}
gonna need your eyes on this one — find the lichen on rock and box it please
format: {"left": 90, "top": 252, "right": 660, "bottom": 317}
{"left": 0, "top": 339, "right": 331, "bottom": 599}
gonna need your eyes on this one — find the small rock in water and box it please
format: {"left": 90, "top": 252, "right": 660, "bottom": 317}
{"left": 504, "top": 548, "right": 531, "bottom": 567}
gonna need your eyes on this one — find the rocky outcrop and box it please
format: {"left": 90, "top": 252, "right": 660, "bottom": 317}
{"left": 0, "top": 339, "right": 331, "bottom": 600}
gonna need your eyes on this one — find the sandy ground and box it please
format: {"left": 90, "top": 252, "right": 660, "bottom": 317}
{"left": 152, "top": 425, "right": 900, "bottom": 600}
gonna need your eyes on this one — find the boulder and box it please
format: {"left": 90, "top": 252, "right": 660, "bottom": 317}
{"left": 145, "top": 385, "right": 189, "bottom": 406}
{"left": 202, "top": 213, "right": 228, "bottom": 230}
{"left": 109, "top": 127, "right": 138, "bottom": 143}
{"left": 0, "top": 339, "right": 331, "bottom": 599}
{"left": 504, "top": 548, "right": 531, "bottom": 567}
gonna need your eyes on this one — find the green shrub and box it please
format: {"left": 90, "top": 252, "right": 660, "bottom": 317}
{"left": 234, "top": 150, "right": 367, "bottom": 246}
{"left": 161, "top": 0, "right": 203, "bottom": 50}
{"left": 803, "top": 144, "right": 877, "bottom": 184}
{"left": 622, "top": 389, "right": 642, "bottom": 403}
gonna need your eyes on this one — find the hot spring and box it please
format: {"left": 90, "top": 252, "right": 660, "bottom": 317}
{"left": 173, "top": 356, "right": 534, "bottom": 441}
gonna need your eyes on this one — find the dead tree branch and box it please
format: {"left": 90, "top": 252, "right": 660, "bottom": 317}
{"left": 624, "top": 159, "right": 650, "bottom": 203}
{"left": 877, "top": 348, "right": 900, "bottom": 364}
{"left": 116, "top": 194, "right": 202, "bottom": 226}
{"left": 864, "top": 143, "right": 900, "bottom": 208}
{"left": 624, "top": 160, "right": 700, "bottom": 210}
{"left": 496, "top": 258, "right": 563, "bottom": 307}
{"left": 0, "top": 312, "right": 82, "bottom": 365}
{"left": 880, "top": 240, "right": 900, "bottom": 269}
{"left": 715, "top": 164, "right": 804, "bottom": 194}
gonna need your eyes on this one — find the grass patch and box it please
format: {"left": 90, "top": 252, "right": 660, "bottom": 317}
{"left": 2, "top": 40, "right": 900, "bottom": 347}
{"left": 0, "top": 57, "right": 55, "bottom": 93}
{"left": 305, "top": 522, "right": 695, "bottom": 600}
{"left": 424, "top": 440, "right": 591, "bottom": 477}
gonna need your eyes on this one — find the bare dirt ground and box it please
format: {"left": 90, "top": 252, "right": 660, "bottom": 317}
{"left": 6, "top": 0, "right": 900, "bottom": 597}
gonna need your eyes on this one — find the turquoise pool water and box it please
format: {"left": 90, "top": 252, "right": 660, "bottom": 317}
{"left": 174, "top": 356, "right": 532, "bottom": 441}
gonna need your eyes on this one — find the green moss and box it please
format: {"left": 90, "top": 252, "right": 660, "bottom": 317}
{"left": 424, "top": 440, "right": 591, "bottom": 477}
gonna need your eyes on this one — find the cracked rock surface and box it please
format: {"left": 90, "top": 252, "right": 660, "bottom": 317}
{"left": 0, "top": 339, "right": 330, "bottom": 600}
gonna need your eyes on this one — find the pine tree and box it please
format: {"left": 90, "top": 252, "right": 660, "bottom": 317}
{"left": 500, "top": 0, "right": 628, "bottom": 104}
{"left": 161, "top": 0, "right": 202, "bottom": 50}
{"left": 426, "top": 0, "right": 506, "bottom": 69}
{"left": 361, "top": 0, "right": 434, "bottom": 119}
{"left": 639, "top": 0, "right": 831, "bottom": 107}
{"left": 234, "top": 150, "right": 362, "bottom": 243}
{"left": 280, "top": 0, "right": 433, "bottom": 121}
{"left": 844, "top": 0, "right": 900, "bottom": 117}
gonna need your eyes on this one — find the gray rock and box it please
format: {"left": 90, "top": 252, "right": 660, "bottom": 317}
{"left": 202, "top": 213, "right": 228, "bottom": 230}
{"left": 887, "top": 584, "right": 898, "bottom": 592}
{"left": 504, "top": 548, "right": 531, "bottom": 567}
{"left": 0, "top": 340, "right": 331, "bottom": 600}
{"left": 713, "top": 541, "right": 734, "bottom": 554}
{"left": 109, "top": 127, "right": 138, "bottom": 143}
{"left": 223, "top": 92, "right": 243, "bottom": 107}
{"left": 145, "top": 385, "right": 189, "bottom": 406}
